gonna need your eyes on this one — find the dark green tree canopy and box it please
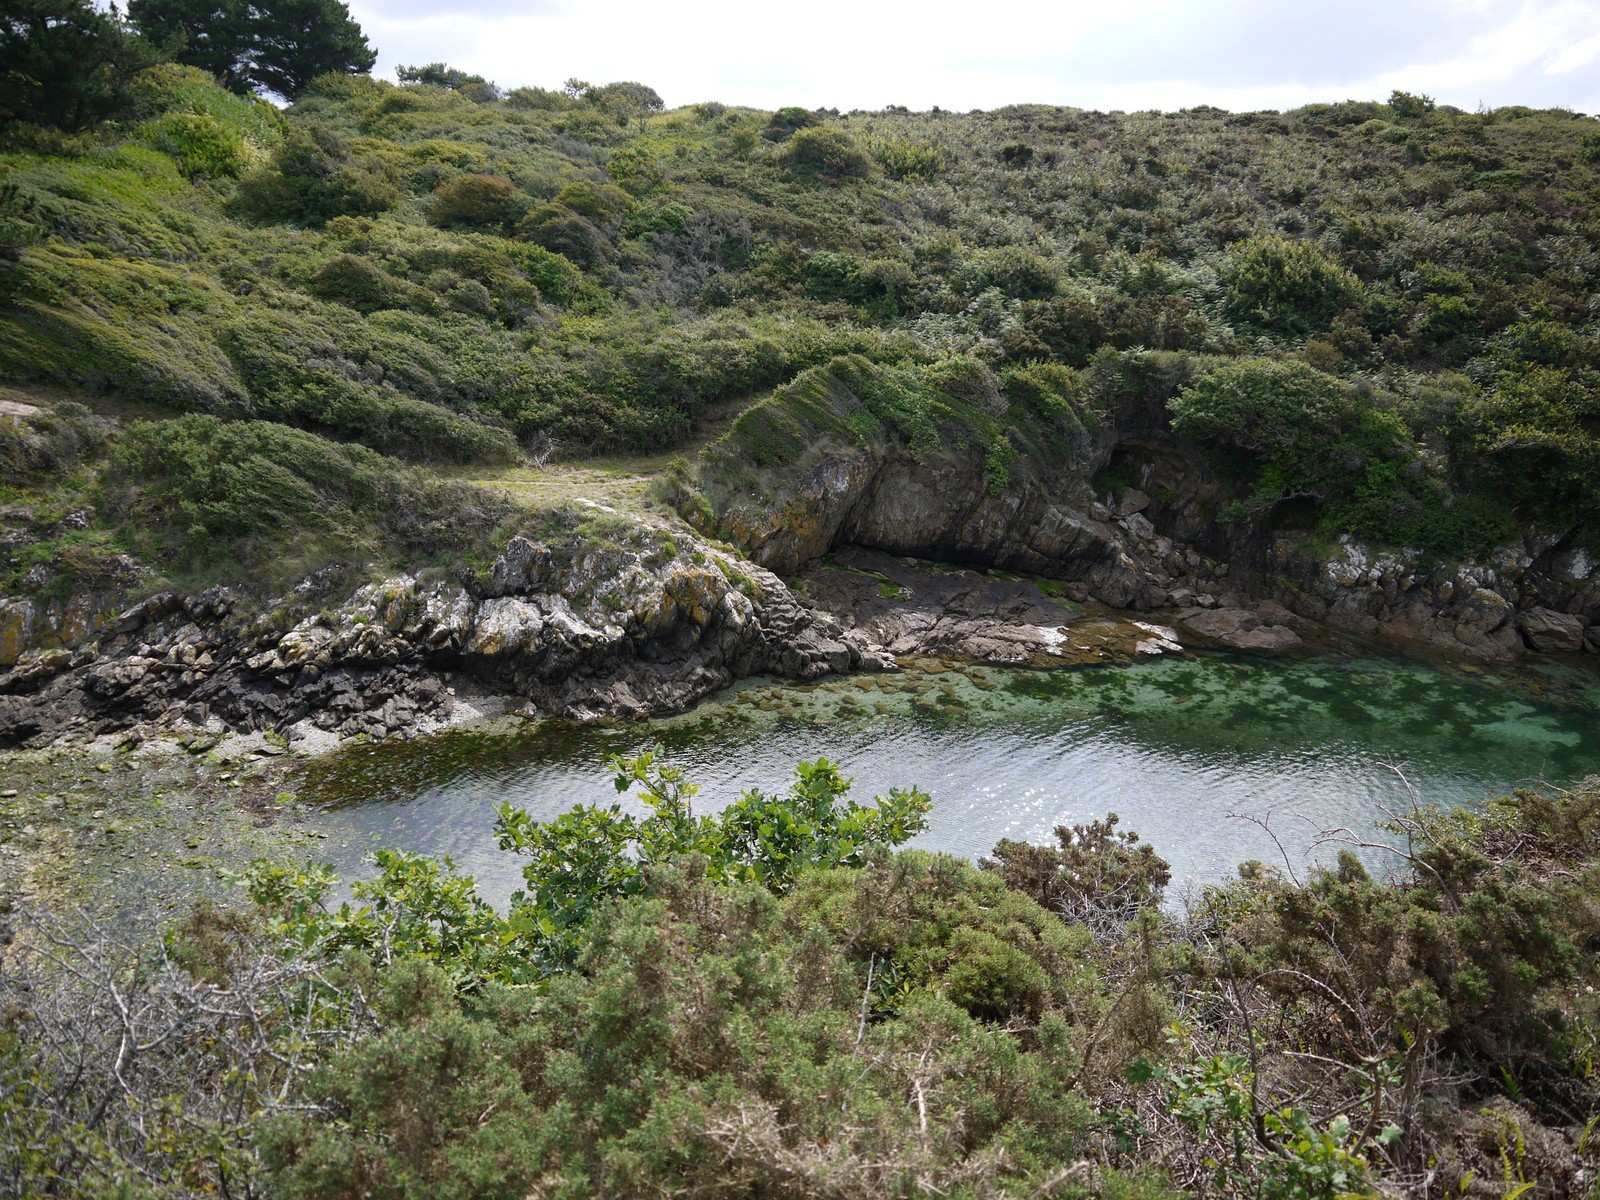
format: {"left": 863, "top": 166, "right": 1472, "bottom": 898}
{"left": 248, "top": 0, "right": 372, "bottom": 99}
{"left": 0, "top": 0, "right": 159, "bottom": 130}
{"left": 121, "top": 0, "right": 237, "bottom": 86}
{"left": 396, "top": 61, "right": 499, "bottom": 102}
{"left": 128, "top": 0, "right": 375, "bottom": 100}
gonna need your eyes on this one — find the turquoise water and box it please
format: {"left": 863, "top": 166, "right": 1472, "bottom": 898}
{"left": 302, "top": 650, "right": 1600, "bottom": 904}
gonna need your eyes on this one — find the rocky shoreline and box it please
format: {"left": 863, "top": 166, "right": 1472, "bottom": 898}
{"left": 692, "top": 396, "right": 1599, "bottom": 671}
{"left": 1, "top": 452, "right": 1596, "bottom": 752}
{"left": 0, "top": 520, "right": 879, "bottom": 749}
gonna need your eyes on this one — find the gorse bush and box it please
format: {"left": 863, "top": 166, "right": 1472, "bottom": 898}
{"left": 863, "top": 133, "right": 947, "bottom": 180}
{"left": 428, "top": 171, "right": 527, "bottom": 229}
{"left": 137, "top": 109, "right": 251, "bottom": 178}
{"left": 309, "top": 250, "right": 395, "bottom": 310}
{"left": 777, "top": 126, "right": 874, "bottom": 179}
{"left": 1222, "top": 235, "right": 1362, "bottom": 337}
{"left": 6, "top": 759, "right": 1595, "bottom": 1199}
{"left": 983, "top": 813, "right": 1172, "bottom": 932}
{"left": 103, "top": 414, "right": 513, "bottom": 565}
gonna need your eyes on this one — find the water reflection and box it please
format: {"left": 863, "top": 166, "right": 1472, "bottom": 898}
{"left": 302, "top": 650, "right": 1600, "bottom": 906}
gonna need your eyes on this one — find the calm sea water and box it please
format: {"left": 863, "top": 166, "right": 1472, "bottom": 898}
{"left": 301, "top": 649, "right": 1600, "bottom": 905}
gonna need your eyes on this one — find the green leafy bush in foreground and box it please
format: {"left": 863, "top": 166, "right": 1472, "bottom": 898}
{"left": 5, "top": 759, "right": 1596, "bottom": 1199}
{"left": 252, "top": 752, "right": 932, "bottom": 982}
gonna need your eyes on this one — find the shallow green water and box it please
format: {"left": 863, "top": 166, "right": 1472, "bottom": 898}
{"left": 303, "top": 650, "right": 1600, "bottom": 904}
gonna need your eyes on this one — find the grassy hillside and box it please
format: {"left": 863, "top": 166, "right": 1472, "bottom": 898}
{"left": 2, "top": 68, "right": 1598, "bottom": 588}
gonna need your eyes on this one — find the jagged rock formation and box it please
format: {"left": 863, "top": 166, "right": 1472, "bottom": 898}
{"left": 690, "top": 368, "right": 1599, "bottom": 664}
{"left": 0, "top": 525, "right": 876, "bottom": 748}
{"left": 796, "top": 545, "right": 1183, "bottom": 666}
{"left": 4, "top": 364, "right": 1597, "bottom": 750}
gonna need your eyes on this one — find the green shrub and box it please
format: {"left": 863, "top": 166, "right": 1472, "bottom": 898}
{"left": 984, "top": 814, "right": 1171, "bottom": 927}
{"left": 1460, "top": 364, "right": 1600, "bottom": 528}
{"left": 106, "top": 414, "right": 396, "bottom": 539}
{"left": 0, "top": 401, "right": 114, "bottom": 484}
{"left": 505, "top": 84, "right": 571, "bottom": 110}
{"left": 761, "top": 105, "right": 815, "bottom": 141}
{"left": 623, "top": 199, "right": 693, "bottom": 237}
{"left": 235, "top": 123, "right": 398, "bottom": 224}
{"left": 104, "top": 414, "right": 511, "bottom": 565}
{"left": 427, "top": 172, "right": 527, "bottom": 229}
{"left": 1170, "top": 358, "right": 1408, "bottom": 522}
{"left": 776, "top": 126, "right": 873, "bottom": 179}
{"left": 1387, "top": 89, "right": 1436, "bottom": 120}
{"left": 514, "top": 181, "right": 632, "bottom": 269}
{"left": 1222, "top": 235, "right": 1361, "bottom": 337}
{"left": 956, "top": 245, "right": 1059, "bottom": 300}
{"left": 518, "top": 205, "right": 607, "bottom": 267}
{"left": 494, "top": 752, "right": 930, "bottom": 971}
{"left": 508, "top": 242, "right": 581, "bottom": 304}
{"left": 549, "top": 179, "right": 633, "bottom": 225}
{"left": 138, "top": 110, "right": 250, "bottom": 178}
{"left": 248, "top": 841, "right": 1107, "bottom": 1200}
{"left": 1170, "top": 358, "right": 1352, "bottom": 453}
{"left": 1003, "top": 362, "right": 1090, "bottom": 421}
{"left": 309, "top": 252, "right": 395, "bottom": 311}
{"left": 863, "top": 133, "right": 947, "bottom": 180}
{"left": 999, "top": 142, "right": 1035, "bottom": 167}
{"left": 604, "top": 145, "right": 665, "bottom": 195}
{"left": 800, "top": 252, "right": 914, "bottom": 321}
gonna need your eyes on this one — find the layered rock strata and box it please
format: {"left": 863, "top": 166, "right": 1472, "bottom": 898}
{"left": 698, "top": 438, "right": 1598, "bottom": 664}
{"left": 0, "top": 529, "right": 872, "bottom": 748}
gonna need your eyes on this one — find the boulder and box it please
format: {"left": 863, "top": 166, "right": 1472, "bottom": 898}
{"left": 1122, "top": 512, "right": 1156, "bottom": 540}
{"left": 1517, "top": 607, "right": 1586, "bottom": 654}
{"left": 1178, "top": 608, "right": 1259, "bottom": 639}
{"left": 1453, "top": 587, "right": 1512, "bottom": 648}
{"left": 1226, "top": 625, "right": 1303, "bottom": 652}
{"left": 1177, "top": 607, "right": 1301, "bottom": 652}
{"left": 1117, "top": 488, "right": 1151, "bottom": 516}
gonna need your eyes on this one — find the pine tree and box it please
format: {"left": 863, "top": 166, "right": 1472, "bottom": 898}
{"left": 0, "top": 0, "right": 159, "bottom": 130}
{"left": 245, "top": 0, "right": 373, "bottom": 100}
{"left": 128, "top": 0, "right": 374, "bottom": 100}
{"left": 123, "top": 0, "right": 249, "bottom": 91}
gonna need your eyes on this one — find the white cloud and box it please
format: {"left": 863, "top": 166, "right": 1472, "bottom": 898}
{"left": 1545, "top": 31, "right": 1600, "bottom": 71}
{"left": 344, "top": 0, "right": 1600, "bottom": 113}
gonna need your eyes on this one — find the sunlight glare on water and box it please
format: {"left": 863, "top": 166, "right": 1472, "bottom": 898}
{"left": 302, "top": 650, "right": 1600, "bottom": 906}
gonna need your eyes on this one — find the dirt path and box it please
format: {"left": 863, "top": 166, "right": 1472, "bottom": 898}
{"left": 445, "top": 391, "right": 757, "bottom": 517}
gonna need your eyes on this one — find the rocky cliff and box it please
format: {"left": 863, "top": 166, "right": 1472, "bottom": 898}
{"left": 5, "top": 356, "right": 1596, "bottom": 752}
{"left": 688, "top": 360, "right": 1599, "bottom": 664}
{"left": 0, "top": 515, "right": 876, "bottom": 748}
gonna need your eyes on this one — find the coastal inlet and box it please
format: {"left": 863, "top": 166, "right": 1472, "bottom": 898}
{"left": 302, "top": 647, "right": 1600, "bottom": 906}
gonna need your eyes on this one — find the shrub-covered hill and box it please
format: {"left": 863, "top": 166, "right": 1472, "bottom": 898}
{"left": 2, "top": 67, "right": 1599, "bottom": 585}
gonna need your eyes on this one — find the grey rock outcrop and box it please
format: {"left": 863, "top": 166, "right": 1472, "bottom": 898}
{"left": 0, "top": 526, "right": 867, "bottom": 748}
{"left": 1175, "top": 607, "right": 1303, "bottom": 653}
{"left": 1517, "top": 606, "right": 1587, "bottom": 654}
{"left": 1254, "top": 534, "right": 1596, "bottom": 662}
{"left": 698, "top": 421, "right": 1597, "bottom": 666}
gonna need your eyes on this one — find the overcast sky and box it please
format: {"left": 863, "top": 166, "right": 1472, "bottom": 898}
{"left": 345, "top": 0, "right": 1600, "bottom": 115}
